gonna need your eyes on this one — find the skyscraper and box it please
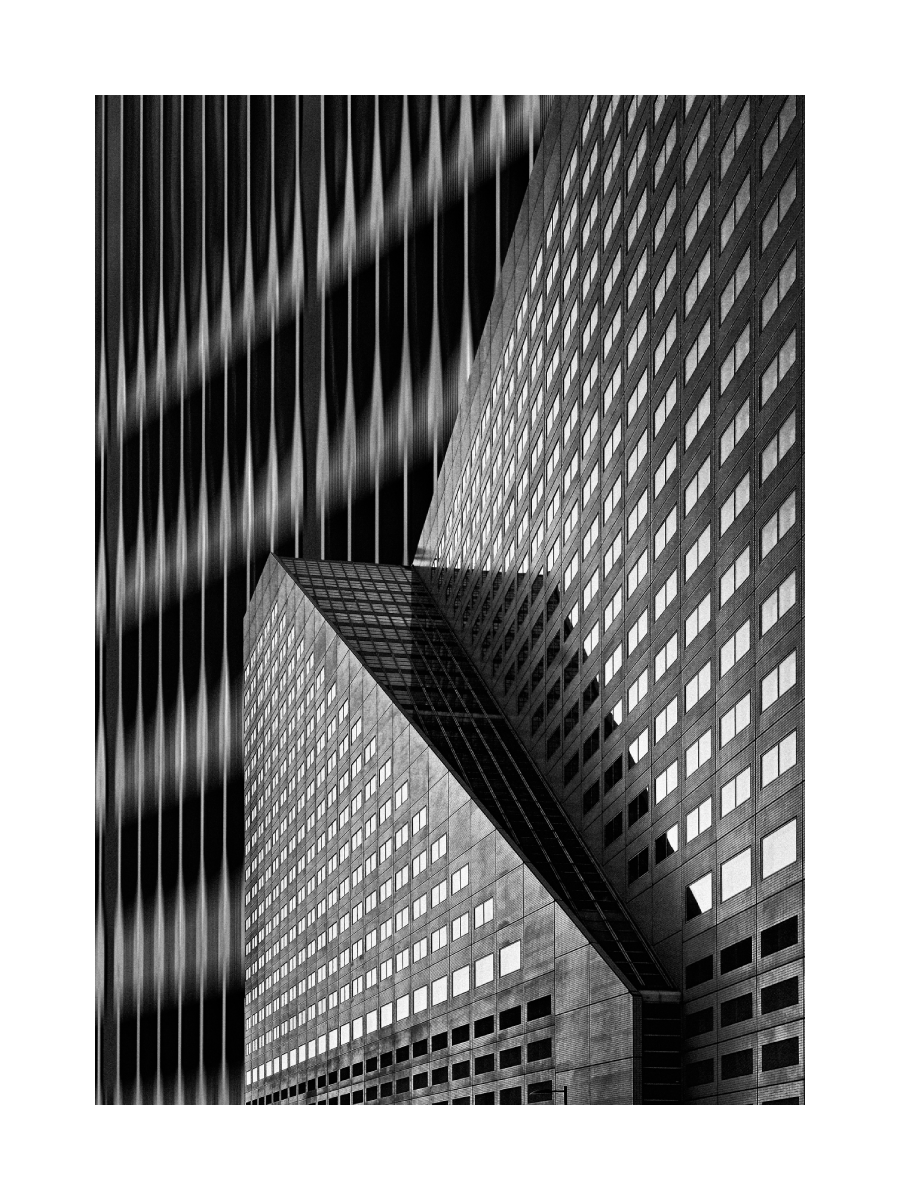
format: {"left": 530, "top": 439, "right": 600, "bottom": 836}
{"left": 244, "top": 94, "right": 804, "bottom": 1103}
{"left": 96, "top": 94, "right": 548, "bottom": 1104}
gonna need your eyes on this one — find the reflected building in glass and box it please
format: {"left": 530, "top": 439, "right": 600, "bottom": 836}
{"left": 243, "top": 94, "right": 804, "bottom": 1104}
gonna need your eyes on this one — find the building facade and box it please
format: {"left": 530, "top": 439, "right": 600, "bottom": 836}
{"left": 416, "top": 95, "right": 804, "bottom": 1103}
{"left": 96, "top": 94, "right": 547, "bottom": 1103}
{"left": 243, "top": 558, "right": 679, "bottom": 1103}
{"left": 244, "top": 94, "right": 804, "bottom": 1104}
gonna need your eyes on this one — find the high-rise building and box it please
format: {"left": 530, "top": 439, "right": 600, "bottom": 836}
{"left": 244, "top": 94, "right": 804, "bottom": 1104}
{"left": 96, "top": 94, "right": 548, "bottom": 1104}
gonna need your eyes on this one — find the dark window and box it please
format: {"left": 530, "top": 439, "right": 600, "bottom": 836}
{"left": 499, "top": 1086, "right": 522, "bottom": 1105}
{"left": 628, "top": 847, "right": 649, "bottom": 883}
{"left": 352, "top": 1061, "right": 363, "bottom": 1077}
{"left": 499, "top": 1005, "right": 522, "bottom": 1030}
{"left": 452, "top": 1060, "right": 471, "bottom": 1080}
{"left": 474, "top": 1053, "right": 495, "bottom": 1075}
{"left": 474, "top": 1015, "right": 495, "bottom": 1038}
{"left": 527, "top": 1038, "right": 553, "bottom": 1063}
{"left": 318, "top": 1075, "right": 327, "bottom": 1088}
{"left": 452, "top": 1023, "right": 470, "bottom": 1045}
{"left": 327, "top": 1070, "right": 338, "bottom": 1084}
{"left": 564, "top": 702, "right": 580, "bottom": 736}
{"left": 431, "top": 1032, "right": 448, "bottom": 1053}
{"left": 413, "top": 1072, "right": 428, "bottom": 1090}
{"left": 380, "top": 1081, "right": 393, "bottom": 1098}
{"left": 583, "top": 780, "right": 601, "bottom": 815}
{"left": 720, "top": 936, "right": 753, "bottom": 974}
{"left": 527, "top": 995, "right": 552, "bottom": 1022}
{"left": 762, "top": 1036, "right": 800, "bottom": 1072}
{"left": 528, "top": 1080, "right": 553, "bottom": 1104}
{"left": 499, "top": 1045, "right": 522, "bottom": 1069}
{"left": 532, "top": 659, "right": 545, "bottom": 689}
{"left": 339, "top": 1066, "right": 350, "bottom": 1081}
{"left": 546, "top": 726, "right": 561, "bottom": 757}
{"left": 365, "top": 1058, "right": 376, "bottom": 1074}
{"left": 474, "top": 1091, "right": 495, "bottom": 1105}
{"left": 365, "top": 1085, "right": 377, "bottom": 1101}
{"left": 685, "top": 1006, "right": 714, "bottom": 1037}
{"left": 451, "top": 1096, "right": 470, "bottom": 1104}
{"left": 518, "top": 684, "right": 530, "bottom": 713}
{"left": 584, "top": 674, "right": 601, "bottom": 714}
{"left": 475, "top": 1012, "right": 496, "bottom": 1041}
{"left": 380, "top": 1051, "right": 393, "bottom": 1069}
{"left": 604, "top": 755, "right": 623, "bottom": 792}
{"left": 339, "top": 1093, "right": 350, "bottom": 1105}
{"left": 547, "top": 677, "right": 561, "bottom": 710}
{"left": 721, "top": 993, "right": 754, "bottom": 1027}
{"left": 721, "top": 1048, "right": 754, "bottom": 1080}
{"left": 395, "top": 1076, "right": 410, "bottom": 1094}
{"left": 655, "top": 829, "right": 677, "bottom": 863}
{"left": 761, "top": 975, "right": 800, "bottom": 1014}
{"left": 546, "top": 633, "right": 560, "bottom": 667}
{"left": 413, "top": 1038, "right": 428, "bottom": 1057}
{"left": 352, "top": 1090, "right": 363, "bottom": 1104}
{"left": 685, "top": 954, "right": 714, "bottom": 988}
{"left": 761, "top": 915, "right": 799, "bottom": 957}
{"left": 604, "top": 810, "right": 623, "bottom": 844}
{"left": 627, "top": 787, "right": 649, "bottom": 825}
{"left": 584, "top": 728, "right": 601, "bottom": 763}
{"left": 564, "top": 653, "right": 580, "bottom": 687}
{"left": 564, "top": 752, "right": 580, "bottom": 784}
{"left": 531, "top": 704, "right": 545, "bottom": 734}
{"left": 686, "top": 1058, "right": 715, "bottom": 1086}
{"left": 395, "top": 1045, "right": 410, "bottom": 1064}
{"left": 763, "top": 1096, "right": 800, "bottom": 1104}
{"left": 546, "top": 586, "right": 560, "bottom": 618}
{"left": 431, "top": 1066, "right": 449, "bottom": 1086}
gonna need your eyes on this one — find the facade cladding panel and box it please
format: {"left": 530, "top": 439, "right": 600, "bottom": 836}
{"left": 414, "top": 96, "right": 804, "bottom": 1103}
{"left": 243, "top": 557, "right": 647, "bottom": 1104}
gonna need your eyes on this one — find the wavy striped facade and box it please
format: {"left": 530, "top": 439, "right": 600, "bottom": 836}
{"left": 95, "top": 94, "right": 550, "bottom": 1104}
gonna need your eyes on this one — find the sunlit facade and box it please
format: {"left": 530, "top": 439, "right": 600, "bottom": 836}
{"left": 416, "top": 95, "right": 804, "bottom": 1103}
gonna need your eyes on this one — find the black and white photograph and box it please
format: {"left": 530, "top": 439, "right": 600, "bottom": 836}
{"left": 4, "top": 7, "right": 896, "bottom": 1196}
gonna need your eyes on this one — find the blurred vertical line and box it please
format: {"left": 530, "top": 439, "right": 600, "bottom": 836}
{"left": 196, "top": 93, "right": 210, "bottom": 1104}
{"left": 291, "top": 94, "right": 305, "bottom": 560}
{"left": 218, "top": 95, "right": 232, "bottom": 1106}
{"left": 95, "top": 93, "right": 107, "bottom": 1105}
{"left": 111, "top": 92, "right": 127, "bottom": 1107}
{"left": 315, "top": 95, "right": 329, "bottom": 561}
{"left": 267, "top": 95, "right": 278, "bottom": 558}
{"left": 134, "top": 94, "right": 146, "bottom": 1103}
{"left": 175, "top": 93, "right": 188, "bottom": 1105}
{"left": 153, "top": 93, "right": 166, "bottom": 1105}
{"left": 398, "top": 95, "right": 412, "bottom": 565}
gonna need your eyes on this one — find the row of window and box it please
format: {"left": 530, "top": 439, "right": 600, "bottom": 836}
{"left": 683, "top": 818, "right": 798, "bottom": 917}
{"left": 248, "top": 939, "right": 523, "bottom": 1076}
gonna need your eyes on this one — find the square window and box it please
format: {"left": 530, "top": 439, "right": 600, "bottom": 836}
{"left": 474, "top": 953, "right": 494, "bottom": 987}
{"left": 499, "top": 941, "right": 522, "bottom": 976}
{"left": 721, "top": 848, "right": 752, "bottom": 901}
{"left": 762, "top": 819, "right": 798, "bottom": 878}
{"left": 686, "top": 873, "right": 712, "bottom": 919}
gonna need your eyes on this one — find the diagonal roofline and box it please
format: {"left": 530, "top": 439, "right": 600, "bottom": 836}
{"left": 272, "top": 555, "right": 677, "bottom": 998}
